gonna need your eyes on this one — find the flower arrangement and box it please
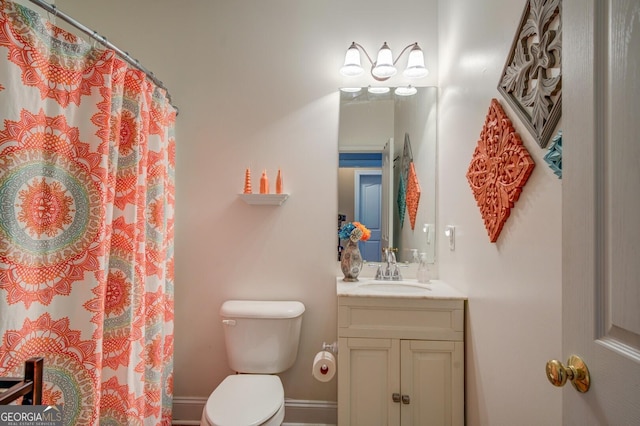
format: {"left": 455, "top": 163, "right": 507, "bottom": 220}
{"left": 338, "top": 221, "right": 371, "bottom": 243}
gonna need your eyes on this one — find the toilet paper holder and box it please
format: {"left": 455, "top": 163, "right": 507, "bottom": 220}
{"left": 322, "top": 341, "right": 338, "bottom": 354}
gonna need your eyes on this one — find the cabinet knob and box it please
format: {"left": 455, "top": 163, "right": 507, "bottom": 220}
{"left": 401, "top": 394, "right": 411, "bottom": 404}
{"left": 392, "top": 393, "right": 401, "bottom": 403}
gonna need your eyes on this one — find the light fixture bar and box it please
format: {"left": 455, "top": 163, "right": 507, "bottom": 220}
{"left": 340, "top": 41, "right": 428, "bottom": 82}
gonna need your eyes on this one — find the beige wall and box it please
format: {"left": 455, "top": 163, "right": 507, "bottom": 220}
{"left": 55, "top": 0, "right": 439, "bottom": 405}
{"left": 438, "top": 1, "right": 562, "bottom": 425}
{"left": 50, "top": 0, "right": 562, "bottom": 424}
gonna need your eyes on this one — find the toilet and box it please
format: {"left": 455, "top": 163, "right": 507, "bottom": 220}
{"left": 201, "top": 300, "right": 305, "bottom": 426}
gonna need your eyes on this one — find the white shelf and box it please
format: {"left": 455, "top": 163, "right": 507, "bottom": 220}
{"left": 239, "top": 193, "right": 289, "bottom": 205}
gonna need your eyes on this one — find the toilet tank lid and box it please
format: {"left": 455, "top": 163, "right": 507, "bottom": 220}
{"left": 220, "top": 300, "right": 305, "bottom": 319}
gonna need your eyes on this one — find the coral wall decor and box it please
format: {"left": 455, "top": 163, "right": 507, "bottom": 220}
{"left": 544, "top": 130, "right": 562, "bottom": 178}
{"left": 466, "top": 99, "right": 535, "bottom": 242}
{"left": 406, "top": 162, "right": 421, "bottom": 231}
{"left": 498, "top": 0, "right": 561, "bottom": 148}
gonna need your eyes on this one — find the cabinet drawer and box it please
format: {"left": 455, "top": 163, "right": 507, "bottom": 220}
{"left": 338, "top": 296, "right": 464, "bottom": 341}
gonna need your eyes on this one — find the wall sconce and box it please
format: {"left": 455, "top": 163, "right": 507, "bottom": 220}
{"left": 340, "top": 41, "right": 429, "bottom": 81}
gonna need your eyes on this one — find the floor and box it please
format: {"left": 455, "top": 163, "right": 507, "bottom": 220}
{"left": 173, "top": 424, "right": 335, "bottom": 426}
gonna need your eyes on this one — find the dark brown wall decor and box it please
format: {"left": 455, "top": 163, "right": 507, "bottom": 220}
{"left": 498, "top": 0, "right": 561, "bottom": 148}
{"left": 467, "top": 99, "right": 535, "bottom": 243}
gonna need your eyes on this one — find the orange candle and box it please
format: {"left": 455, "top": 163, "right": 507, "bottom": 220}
{"left": 260, "top": 170, "right": 269, "bottom": 194}
{"left": 243, "top": 168, "right": 252, "bottom": 194}
{"left": 276, "top": 169, "right": 283, "bottom": 194}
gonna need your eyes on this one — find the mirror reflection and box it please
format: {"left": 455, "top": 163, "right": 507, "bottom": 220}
{"left": 338, "top": 87, "right": 437, "bottom": 264}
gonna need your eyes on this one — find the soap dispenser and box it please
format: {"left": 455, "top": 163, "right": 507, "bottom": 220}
{"left": 417, "top": 252, "right": 431, "bottom": 284}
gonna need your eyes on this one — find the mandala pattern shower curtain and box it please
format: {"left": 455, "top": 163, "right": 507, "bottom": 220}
{"left": 0, "top": 1, "right": 175, "bottom": 424}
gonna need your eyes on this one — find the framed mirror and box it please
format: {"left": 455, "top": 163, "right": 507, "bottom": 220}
{"left": 338, "top": 87, "right": 437, "bottom": 264}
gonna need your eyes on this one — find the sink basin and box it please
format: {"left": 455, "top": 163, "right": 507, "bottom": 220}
{"left": 357, "top": 281, "right": 432, "bottom": 294}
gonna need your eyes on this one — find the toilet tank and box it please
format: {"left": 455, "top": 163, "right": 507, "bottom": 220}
{"left": 220, "top": 300, "right": 305, "bottom": 374}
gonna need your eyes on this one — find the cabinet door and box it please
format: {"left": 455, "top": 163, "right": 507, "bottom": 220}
{"left": 338, "top": 337, "right": 400, "bottom": 426}
{"left": 400, "top": 340, "right": 464, "bottom": 426}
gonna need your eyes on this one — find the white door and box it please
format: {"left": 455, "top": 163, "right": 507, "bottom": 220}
{"left": 355, "top": 171, "right": 382, "bottom": 262}
{"left": 381, "top": 138, "right": 394, "bottom": 250}
{"left": 338, "top": 337, "right": 400, "bottom": 426}
{"left": 563, "top": 0, "right": 640, "bottom": 423}
{"left": 400, "top": 340, "right": 464, "bottom": 426}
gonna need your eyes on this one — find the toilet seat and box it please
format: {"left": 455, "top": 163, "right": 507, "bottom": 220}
{"left": 202, "top": 374, "right": 285, "bottom": 426}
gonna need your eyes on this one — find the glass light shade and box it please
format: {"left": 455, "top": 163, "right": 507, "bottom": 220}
{"left": 340, "top": 87, "right": 362, "bottom": 93}
{"left": 403, "top": 44, "right": 428, "bottom": 78}
{"left": 372, "top": 42, "right": 396, "bottom": 79}
{"left": 395, "top": 86, "right": 417, "bottom": 96}
{"left": 340, "top": 44, "right": 364, "bottom": 77}
{"left": 368, "top": 86, "right": 390, "bottom": 94}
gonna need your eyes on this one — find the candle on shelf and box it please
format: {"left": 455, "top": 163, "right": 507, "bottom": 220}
{"left": 243, "top": 168, "right": 252, "bottom": 194}
{"left": 276, "top": 169, "right": 283, "bottom": 194}
{"left": 260, "top": 170, "right": 269, "bottom": 194}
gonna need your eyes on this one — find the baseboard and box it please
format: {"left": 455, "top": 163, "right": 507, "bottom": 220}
{"left": 172, "top": 396, "right": 337, "bottom": 425}
{"left": 282, "top": 399, "right": 337, "bottom": 425}
{"left": 172, "top": 396, "right": 207, "bottom": 425}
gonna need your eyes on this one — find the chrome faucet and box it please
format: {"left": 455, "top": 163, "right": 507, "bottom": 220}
{"left": 375, "top": 247, "right": 402, "bottom": 281}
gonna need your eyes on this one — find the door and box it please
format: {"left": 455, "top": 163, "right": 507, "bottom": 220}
{"left": 338, "top": 337, "right": 400, "bottom": 426}
{"left": 381, "top": 138, "right": 394, "bottom": 250}
{"left": 563, "top": 0, "right": 640, "bottom": 423}
{"left": 355, "top": 171, "right": 382, "bottom": 262}
{"left": 400, "top": 340, "right": 464, "bottom": 426}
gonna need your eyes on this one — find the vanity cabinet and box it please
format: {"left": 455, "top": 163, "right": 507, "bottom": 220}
{"left": 337, "top": 286, "right": 465, "bottom": 426}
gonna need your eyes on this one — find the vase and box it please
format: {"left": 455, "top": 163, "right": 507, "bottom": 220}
{"left": 341, "top": 239, "right": 363, "bottom": 282}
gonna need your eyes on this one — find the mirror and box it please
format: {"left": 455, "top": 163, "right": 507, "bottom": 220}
{"left": 338, "top": 87, "right": 437, "bottom": 264}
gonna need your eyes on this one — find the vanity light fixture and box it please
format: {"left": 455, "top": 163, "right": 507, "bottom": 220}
{"left": 340, "top": 41, "right": 429, "bottom": 81}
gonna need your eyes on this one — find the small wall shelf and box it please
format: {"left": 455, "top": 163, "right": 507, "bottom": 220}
{"left": 239, "top": 193, "right": 289, "bottom": 206}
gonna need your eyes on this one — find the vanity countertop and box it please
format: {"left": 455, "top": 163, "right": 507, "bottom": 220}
{"left": 336, "top": 277, "right": 467, "bottom": 300}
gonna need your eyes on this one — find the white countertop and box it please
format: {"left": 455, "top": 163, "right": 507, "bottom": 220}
{"left": 337, "top": 277, "right": 467, "bottom": 299}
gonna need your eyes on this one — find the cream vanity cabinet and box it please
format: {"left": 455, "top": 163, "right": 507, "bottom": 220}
{"left": 337, "top": 279, "right": 466, "bottom": 426}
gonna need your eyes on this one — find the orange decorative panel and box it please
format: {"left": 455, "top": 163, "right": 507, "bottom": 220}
{"left": 466, "top": 99, "right": 535, "bottom": 242}
{"left": 406, "top": 162, "right": 421, "bottom": 230}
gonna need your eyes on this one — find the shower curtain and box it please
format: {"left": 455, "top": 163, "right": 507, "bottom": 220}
{"left": 0, "top": 1, "right": 175, "bottom": 424}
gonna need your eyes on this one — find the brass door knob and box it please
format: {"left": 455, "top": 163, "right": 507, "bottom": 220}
{"left": 545, "top": 355, "right": 590, "bottom": 393}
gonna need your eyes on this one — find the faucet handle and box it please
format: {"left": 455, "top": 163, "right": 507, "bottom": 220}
{"left": 375, "top": 265, "right": 383, "bottom": 280}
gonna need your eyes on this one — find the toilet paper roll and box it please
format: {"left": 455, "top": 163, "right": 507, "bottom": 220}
{"left": 312, "top": 351, "right": 336, "bottom": 382}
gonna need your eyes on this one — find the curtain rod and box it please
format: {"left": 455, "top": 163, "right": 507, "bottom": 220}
{"left": 26, "top": 0, "right": 178, "bottom": 114}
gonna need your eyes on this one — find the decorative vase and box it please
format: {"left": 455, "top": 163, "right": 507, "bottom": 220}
{"left": 341, "top": 239, "right": 363, "bottom": 282}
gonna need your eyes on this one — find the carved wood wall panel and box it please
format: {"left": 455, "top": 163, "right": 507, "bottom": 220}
{"left": 466, "top": 99, "right": 535, "bottom": 243}
{"left": 498, "top": 0, "right": 562, "bottom": 148}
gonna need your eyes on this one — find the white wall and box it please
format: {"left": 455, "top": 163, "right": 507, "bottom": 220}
{"left": 438, "top": 1, "right": 562, "bottom": 425}
{"left": 46, "top": 0, "right": 562, "bottom": 424}
{"left": 54, "top": 0, "right": 439, "bottom": 412}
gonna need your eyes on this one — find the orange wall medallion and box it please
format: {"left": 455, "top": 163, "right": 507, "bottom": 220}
{"left": 406, "top": 162, "right": 421, "bottom": 231}
{"left": 466, "top": 99, "right": 535, "bottom": 242}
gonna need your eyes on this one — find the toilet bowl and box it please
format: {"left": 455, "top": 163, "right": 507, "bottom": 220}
{"left": 200, "top": 300, "right": 305, "bottom": 426}
{"left": 201, "top": 375, "right": 285, "bottom": 426}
